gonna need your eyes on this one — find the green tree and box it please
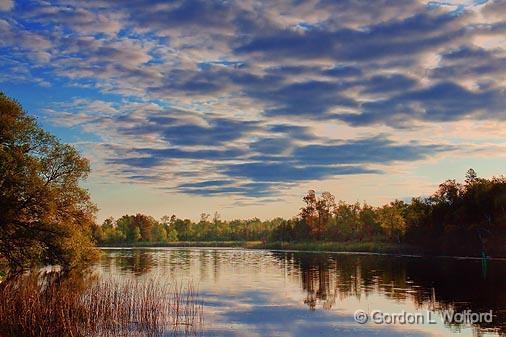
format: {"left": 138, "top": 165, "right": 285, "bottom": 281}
{"left": 174, "top": 218, "right": 192, "bottom": 241}
{"left": 166, "top": 227, "right": 178, "bottom": 241}
{"left": 116, "top": 215, "right": 133, "bottom": 240}
{"left": 132, "top": 226, "right": 142, "bottom": 242}
{"left": 0, "top": 93, "right": 98, "bottom": 272}
{"left": 377, "top": 201, "right": 406, "bottom": 242}
{"left": 152, "top": 223, "right": 168, "bottom": 242}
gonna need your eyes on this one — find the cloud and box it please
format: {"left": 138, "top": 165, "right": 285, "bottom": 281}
{"left": 108, "top": 156, "right": 163, "bottom": 169}
{"left": 178, "top": 180, "right": 234, "bottom": 189}
{"left": 481, "top": 0, "right": 506, "bottom": 20}
{"left": 0, "top": 19, "right": 52, "bottom": 62}
{"left": 221, "top": 136, "right": 449, "bottom": 183}
{"left": 431, "top": 45, "right": 506, "bottom": 84}
{"left": 25, "top": 4, "right": 123, "bottom": 35}
{"left": 104, "top": 130, "right": 452, "bottom": 197}
{"left": 360, "top": 74, "right": 418, "bottom": 94}
{"left": 113, "top": 0, "right": 239, "bottom": 32}
{"left": 292, "top": 137, "right": 453, "bottom": 165}
{"left": 1, "top": 0, "right": 504, "bottom": 203}
{"left": 161, "top": 118, "right": 258, "bottom": 146}
{"left": 222, "top": 162, "right": 378, "bottom": 182}
{"left": 267, "top": 124, "right": 315, "bottom": 141}
{"left": 176, "top": 181, "right": 276, "bottom": 197}
{"left": 235, "top": 12, "right": 464, "bottom": 62}
{"left": 256, "top": 80, "right": 357, "bottom": 118}
{"left": 119, "top": 115, "right": 259, "bottom": 147}
{"left": 250, "top": 137, "right": 293, "bottom": 155}
{"left": 323, "top": 65, "right": 363, "bottom": 78}
{"left": 109, "top": 146, "right": 248, "bottom": 168}
{"left": 0, "top": 0, "right": 13, "bottom": 11}
{"left": 340, "top": 81, "right": 506, "bottom": 126}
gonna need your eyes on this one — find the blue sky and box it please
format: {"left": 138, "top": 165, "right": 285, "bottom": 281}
{"left": 1, "top": 0, "right": 505, "bottom": 221}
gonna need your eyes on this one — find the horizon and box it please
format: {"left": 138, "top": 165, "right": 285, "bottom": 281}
{"left": 1, "top": 0, "right": 505, "bottom": 222}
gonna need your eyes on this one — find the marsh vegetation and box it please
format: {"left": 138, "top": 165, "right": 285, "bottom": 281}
{"left": 0, "top": 271, "right": 203, "bottom": 337}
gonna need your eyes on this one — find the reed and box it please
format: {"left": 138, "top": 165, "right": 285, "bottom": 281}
{"left": 0, "top": 272, "right": 203, "bottom": 337}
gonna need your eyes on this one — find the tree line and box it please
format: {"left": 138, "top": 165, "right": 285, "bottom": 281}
{"left": 93, "top": 168, "right": 506, "bottom": 256}
{"left": 92, "top": 213, "right": 278, "bottom": 244}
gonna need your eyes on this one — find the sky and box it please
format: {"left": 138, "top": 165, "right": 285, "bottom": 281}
{"left": 1, "top": 0, "right": 505, "bottom": 222}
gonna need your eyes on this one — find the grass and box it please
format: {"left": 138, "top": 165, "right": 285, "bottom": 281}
{"left": 100, "top": 240, "right": 420, "bottom": 255}
{"left": 0, "top": 271, "right": 203, "bottom": 337}
{"left": 252, "top": 241, "right": 419, "bottom": 254}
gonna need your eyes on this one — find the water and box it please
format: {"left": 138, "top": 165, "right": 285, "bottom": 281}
{"left": 97, "top": 248, "right": 506, "bottom": 337}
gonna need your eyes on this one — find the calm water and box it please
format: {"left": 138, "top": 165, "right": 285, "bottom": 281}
{"left": 97, "top": 248, "right": 506, "bottom": 337}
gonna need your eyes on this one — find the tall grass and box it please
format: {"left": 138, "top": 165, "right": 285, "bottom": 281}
{"left": 253, "top": 241, "right": 419, "bottom": 254}
{"left": 0, "top": 272, "right": 203, "bottom": 337}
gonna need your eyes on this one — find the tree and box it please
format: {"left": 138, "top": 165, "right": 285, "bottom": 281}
{"left": 166, "top": 227, "right": 178, "bottom": 241}
{"left": 0, "top": 93, "right": 98, "bottom": 272}
{"left": 300, "top": 190, "right": 336, "bottom": 240}
{"left": 300, "top": 190, "right": 318, "bottom": 239}
{"left": 132, "top": 213, "right": 156, "bottom": 242}
{"left": 331, "top": 201, "right": 361, "bottom": 240}
{"left": 317, "top": 192, "right": 336, "bottom": 235}
{"left": 132, "top": 226, "right": 142, "bottom": 242}
{"left": 116, "top": 215, "right": 133, "bottom": 241}
{"left": 174, "top": 218, "right": 192, "bottom": 241}
{"left": 377, "top": 201, "right": 406, "bottom": 242}
{"left": 152, "top": 223, "right": 168, "bottom": 242}
{"left": 465, "top": 168, "right": 478, "bottom": 185}
{"left": 197, "top": 213, "right": 211, "bottom": 240}
{"left": 359, "top": 203, "right": 381, "bottom": 237}
{"left": 161, "top": 214, "right": 177, "bottom": 241}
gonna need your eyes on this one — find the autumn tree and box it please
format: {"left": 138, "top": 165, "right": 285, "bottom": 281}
{"left": 300, "top": 190, "right": 318, "bottom": 239}
{"left": 377, "top": 200, "right": 407, "bottom": 242}
{"left": 318, "top": 192, "right": 336, "bottom": 232}
{"left": 0, "top": 93, "right": 98, "bottom": 272}
{"left": 300, "top": 190, "right": 336, "bottom": 240}
{"left": 133, "top": 213, "right": 156, "bottom": 242}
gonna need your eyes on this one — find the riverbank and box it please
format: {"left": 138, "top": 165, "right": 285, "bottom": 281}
{"left": 99, "top": 240, "right": 421, "bottom": 255}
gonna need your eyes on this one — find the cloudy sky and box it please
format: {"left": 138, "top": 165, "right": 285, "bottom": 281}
{"left": 1, "top": 0, "right": 505, "bottom": 221}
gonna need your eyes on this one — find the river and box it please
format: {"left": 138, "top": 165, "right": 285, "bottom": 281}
{"left": 97, "top": 248, "right": 506, "bottom": 337}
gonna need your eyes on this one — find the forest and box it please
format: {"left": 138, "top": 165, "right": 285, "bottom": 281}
{"left": 93, "top": 169, "right": 506, "bottom": 256}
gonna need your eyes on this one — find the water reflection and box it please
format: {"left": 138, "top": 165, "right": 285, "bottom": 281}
{"left": 101, "top": 249, "right": 155, "bottom": 275}
{"left": 98, "top": 248, "right": 506, "bottom": 337}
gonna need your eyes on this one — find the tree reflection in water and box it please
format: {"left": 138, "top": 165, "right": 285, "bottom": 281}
{"left": 272, "top": 252, "right": 506, "bottom": 336}
{"left": 101, "top": 249, "right": 156, "bottom": 276}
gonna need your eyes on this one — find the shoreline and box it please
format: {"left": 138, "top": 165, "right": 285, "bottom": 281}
{"left": 98, "top": 241, "right": 505, "bottom": 260}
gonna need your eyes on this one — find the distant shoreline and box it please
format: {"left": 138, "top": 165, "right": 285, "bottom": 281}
{"left": 98, "top": 241, "right": 506, "bottom": 260}
{"left": 98, "top": 241, "right": 504, "bottom": 259}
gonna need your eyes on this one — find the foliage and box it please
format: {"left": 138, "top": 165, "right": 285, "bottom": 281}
{"left": 404, "top": 169, "right": 506, "bottom": 255}
{"left": 377, "top": 201, "right": 406, "bottom": 242}
{"left": 0, "top": 93, "right": 98, "bottom": 272}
